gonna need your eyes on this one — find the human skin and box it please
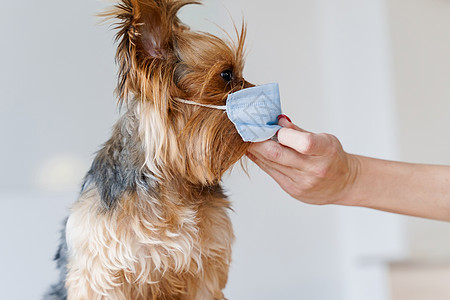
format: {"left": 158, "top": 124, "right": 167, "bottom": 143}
{"left": 247, "top": 116, "right": 450, "bottom": 222}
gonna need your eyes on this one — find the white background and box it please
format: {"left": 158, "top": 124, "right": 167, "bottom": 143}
{"left": 1, "top": 0, "right": 450, "bottom": 299}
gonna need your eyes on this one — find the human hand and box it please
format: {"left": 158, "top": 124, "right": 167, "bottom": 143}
{"left": 247, "top": 115, "right": 360, "bottom": 205}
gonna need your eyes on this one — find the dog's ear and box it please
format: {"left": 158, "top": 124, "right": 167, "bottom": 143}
{"left": 105, "top": 0, "right": 199, "bottom": 103}
{"left": 132, "top": 0, "right": 197, "bottom": 58}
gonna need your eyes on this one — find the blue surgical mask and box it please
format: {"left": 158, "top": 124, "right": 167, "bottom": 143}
{"left": 176, "top": 83, "right": 282, "bottom": 142}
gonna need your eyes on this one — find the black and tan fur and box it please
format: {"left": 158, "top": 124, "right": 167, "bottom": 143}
{"left": 45, "top": 0, "right": 252, "bottom": 299}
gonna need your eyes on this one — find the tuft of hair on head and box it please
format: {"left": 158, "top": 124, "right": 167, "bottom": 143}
{"left": 99, "top": 0, "right": 201, "bottom": 107}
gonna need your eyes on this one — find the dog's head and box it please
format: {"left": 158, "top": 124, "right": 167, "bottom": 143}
{"left": 106, "top": 0, "right": 251, "bottom": 185}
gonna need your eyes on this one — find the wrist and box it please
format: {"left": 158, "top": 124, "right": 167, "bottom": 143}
{"left": 335, "top": 154, "right": 363, "bottom": 207}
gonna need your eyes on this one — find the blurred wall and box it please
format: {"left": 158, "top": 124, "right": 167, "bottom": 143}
{"left": 388, "top": 0, "right": 450, "bottom": 262}
{"left": 0, "top": 0, "right": 117, "bottom": 192}
{"left": 0, "top": 1, "right": 119, "bottom": 299}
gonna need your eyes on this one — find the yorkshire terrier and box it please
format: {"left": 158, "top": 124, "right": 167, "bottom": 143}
{"left": 45, "top": 0, "right": 254, "bottom": 299}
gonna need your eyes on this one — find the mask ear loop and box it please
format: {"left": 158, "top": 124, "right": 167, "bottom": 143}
{"left": 174, "top": 98, "right": 227, "bottom": 111}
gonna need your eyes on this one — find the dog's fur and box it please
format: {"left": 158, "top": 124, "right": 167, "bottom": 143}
{"left": 44, "top": 0, "right": 252, "bottom": 299}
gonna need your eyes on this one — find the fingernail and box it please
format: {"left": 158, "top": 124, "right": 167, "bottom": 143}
{"left": 277, "top": 114, "right": 292, "bottom": 122}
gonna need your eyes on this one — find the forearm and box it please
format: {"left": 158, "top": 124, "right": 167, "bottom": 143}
{"left": 343, "top": 155, "right": 450, "bottom": 221}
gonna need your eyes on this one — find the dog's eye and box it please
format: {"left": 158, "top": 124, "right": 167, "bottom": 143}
{"left": 220, "top": 70, "right": 233, "bottom": 82}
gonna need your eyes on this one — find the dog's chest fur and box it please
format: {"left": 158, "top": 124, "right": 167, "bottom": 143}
{"left": 62, "top": 111, "right": 234, "bottom": 299}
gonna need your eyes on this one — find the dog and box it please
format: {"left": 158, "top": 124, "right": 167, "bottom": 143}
{"left": 44, "top": 0, "right": 253, "bottom": 299}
